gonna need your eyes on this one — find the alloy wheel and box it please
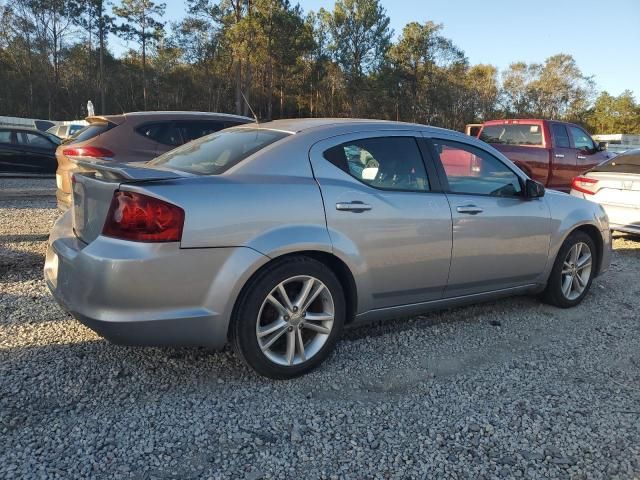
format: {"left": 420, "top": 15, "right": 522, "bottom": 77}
{"left": 256, "top": 275, "right": 335, "bottom": 366}
{"left": 560, "top": 241, "right": 592, "bottom": 301}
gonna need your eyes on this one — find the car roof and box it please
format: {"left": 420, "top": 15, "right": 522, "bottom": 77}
{"left": 481, "top": 119, "right": 584, "bottom": 128}
{"left": 0, "top": 126, "right": 46, "bottom": 134}
{"left": 234, "top": 118, "right": 461, "bottom": 137}
{"left": 86, "top": 111, "right": 254, "bottom": 125}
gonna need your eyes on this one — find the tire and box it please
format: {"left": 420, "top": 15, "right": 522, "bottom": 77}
{"left": 231, "top": 256, "right": 346, "bottom": 379}
{"left": 542, "top": 231, "right": 597, "bottom": 308}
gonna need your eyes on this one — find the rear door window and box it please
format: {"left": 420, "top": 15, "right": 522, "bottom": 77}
{"left": 323, "top": 137, "right": 430, "bottom": 192}
{"left": 480, "top": 124, "right": 543, "bottom": 146}
{"left": 149, "top": 128, "right": 289, "bottom": 175}
{"left": 177, "top": 121, "right": 227, "bottom": 142}
{"left": 17, "top": 132, "right": 54, "bottom": 148}
{"left": 551, "top": 124, "right": 571, "bottom": 148}
{"left": 136, "top": 122, "right": 183, "bottom": 146}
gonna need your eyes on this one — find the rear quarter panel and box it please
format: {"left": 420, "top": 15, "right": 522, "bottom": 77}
{"left": 123, "top": 134, "right": 332, "bottom": 256}
{"left": 134, "top": 174, "right": 331, "bottom": 254}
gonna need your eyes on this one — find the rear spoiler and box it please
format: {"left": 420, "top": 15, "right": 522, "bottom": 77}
{"left": 73, "top": 158, "right": 190, "bottom": 181}
{"left": 85, "top": 115, "right": 124, "bottom": 126}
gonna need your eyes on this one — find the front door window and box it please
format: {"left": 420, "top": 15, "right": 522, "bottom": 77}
{"left": 432, "top": 139, "right": 522, "bottom": 197}
{"left": 569, "top": 126, "right": 595, "bottom": 151}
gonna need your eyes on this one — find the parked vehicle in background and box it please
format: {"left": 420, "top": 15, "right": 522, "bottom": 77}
{"left": 477, "top": 119, "right": 609, "bottom": 191}
{"left": 47, "top": 124, "right": 84, "bottom": 139}
{"left": 0, "top": 116, "right": 56, "bottom": 132}
{"left": 45, "top": 119, "right": 611, "bottom": 379}
{"left": 55, "top": 111, "right": 253, "bottom": 209}
{"left": 33, "top": 120, "right": 56, "bottom": 132}
{"left": 465, "top": 123, "right": 482, "bottom": 137}
{"left": 0, "top": 127, "right": 60, "bottom": 175}
{"left": 571, "top": 149, "right": 640, "bottom": 235}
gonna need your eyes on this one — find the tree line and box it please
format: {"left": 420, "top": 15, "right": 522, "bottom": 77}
{"left": 1, "top": 0, "right": 638, "bottom": 134}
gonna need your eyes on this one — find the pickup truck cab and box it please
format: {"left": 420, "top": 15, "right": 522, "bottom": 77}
{"left": 477, "top": 119, "right": 609, "bottom": 191}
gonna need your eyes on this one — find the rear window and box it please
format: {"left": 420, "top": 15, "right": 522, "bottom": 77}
{"left": 591, "top": 151, "right": 640, "bottom": 174}
{"left": 480, "top": 124, "right": 543, "bottom": 146}
{"left": 70, "top": 122, "right": 113, "bottom": 143}
{"left": 148, "top": 128, "right": 289, "bottom": 175}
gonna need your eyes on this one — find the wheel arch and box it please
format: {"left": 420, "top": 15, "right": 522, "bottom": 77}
{"left": 571, "top": 224, "right": 604, "bottom": 276}
{"left": 228, "top": 250, "right": 359, "bottom": 341}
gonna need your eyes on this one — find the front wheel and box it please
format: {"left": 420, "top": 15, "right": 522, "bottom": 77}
{"left": 543, "top": 231, "right": 597, "bottom": 308}
{"left": 231, "top": 257, "right": 345, "bottom": 379}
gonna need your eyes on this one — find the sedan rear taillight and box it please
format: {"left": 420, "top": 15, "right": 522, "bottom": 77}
{"left": 62, "top": 146, "right": 114, "bottom": 158}
{"left": 102, "top": 191, "right": 184, "bottom": 242}
{"left": 571, "top": 176, "right": 599, "bottom": 195}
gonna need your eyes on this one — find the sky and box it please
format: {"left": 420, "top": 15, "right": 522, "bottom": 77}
{"left": 112, "top": 0, "right": 640, "bottom": 98}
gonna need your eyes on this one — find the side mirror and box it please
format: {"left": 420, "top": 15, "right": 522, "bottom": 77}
{"left": 525, "top": 179, "right": 545, "bottom": 199}
{"left": 597, "top": 141, "right": 607, "bottom": 152}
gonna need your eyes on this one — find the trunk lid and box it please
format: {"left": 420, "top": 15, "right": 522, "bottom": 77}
{"left": 71, "top": 160, "right": 190, "bottom": 244}
{"left": 587, "top": 172, "right": 640, "bottom": 225}
{"left": 588, "top": 172, "right": 640, "bottom": 200}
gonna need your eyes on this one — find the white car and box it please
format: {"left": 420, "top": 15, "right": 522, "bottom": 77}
{"left": 46, "top": 124, "right": 84, "bottom": 139}
{"left": 571, "top": 149, "right": 640, "bottom": 235}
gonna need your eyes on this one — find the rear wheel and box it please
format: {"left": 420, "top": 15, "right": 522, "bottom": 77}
{"left": 543, "top": 231, "right": 596, "bottom": 308}
{"left": 231, "top": 257, "right": 345, "bottom": 379}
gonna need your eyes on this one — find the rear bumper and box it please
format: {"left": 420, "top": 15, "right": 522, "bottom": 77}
{"left": 44, "top": 211, "right": 269, "bottom": 349}
{"left": 571, "top": 190, "right": 640, "bottom": 237}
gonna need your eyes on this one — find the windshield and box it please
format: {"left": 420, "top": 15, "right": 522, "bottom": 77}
{"left": 149, "top": 128, "right": 290, "bottom": 175}
{"left": 591, "top": 151, "right": 640, "bottom": 174}
{"left": 480, "top": 124, "right": 543, "bottom": 146}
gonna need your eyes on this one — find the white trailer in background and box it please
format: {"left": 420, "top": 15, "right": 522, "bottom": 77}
{"left": 593, "top": 134, "right": 640, "bottom": 155}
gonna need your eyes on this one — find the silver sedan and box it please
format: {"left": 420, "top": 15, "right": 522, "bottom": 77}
{"left": 570, "top": 149, "right": 640, "bottom": 235}
{"left": 45, "top": 119, "right": 611, "bottom": 378}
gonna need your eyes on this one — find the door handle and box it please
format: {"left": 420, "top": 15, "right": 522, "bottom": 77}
{"left": 554, "top": 153, "right": 565, "bottom": 158}
{"left": 577, "top": 155, "right": 587, "bottom": 160}
{"left": 336, "top": 201, "right": 372, "bottom": 212}
{"left": 456, "top": 205, "right": 483, "bottom": 215}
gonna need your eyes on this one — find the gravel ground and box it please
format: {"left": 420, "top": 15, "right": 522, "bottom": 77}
{"left": 1, "top": 178, "right": 639, "bottom": 479}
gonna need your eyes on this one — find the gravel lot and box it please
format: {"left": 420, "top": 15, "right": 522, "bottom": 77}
{"left": 1, "top": 178, "right": 639, "bottom": 479}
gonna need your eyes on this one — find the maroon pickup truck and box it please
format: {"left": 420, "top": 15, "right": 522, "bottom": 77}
{"left": 477, "top": 119, "right": 609, "bottom": 191}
